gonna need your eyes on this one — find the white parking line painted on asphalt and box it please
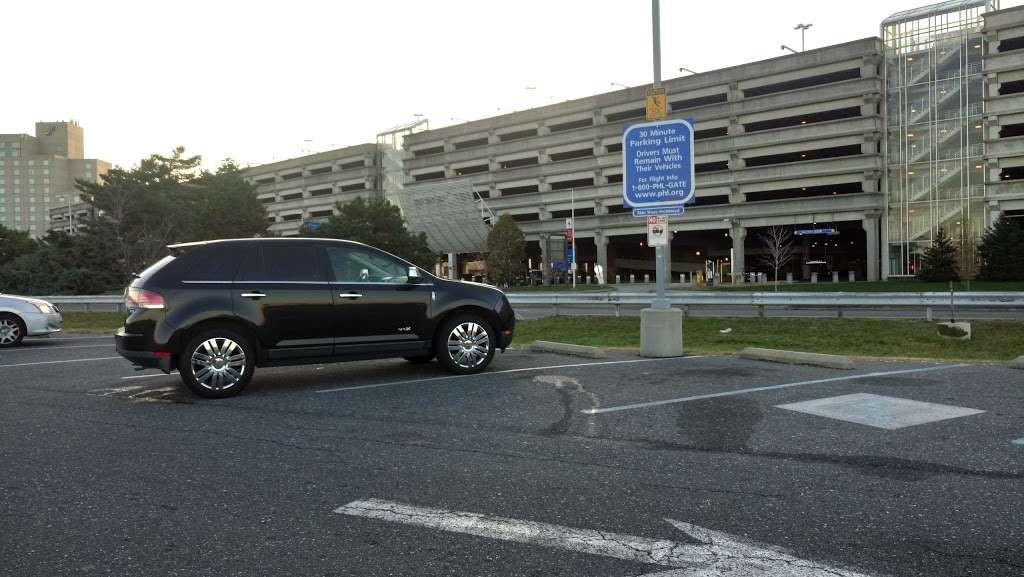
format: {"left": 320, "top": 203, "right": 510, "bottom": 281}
{"left": 121, "top": 371, "right": 178, "bottom": 380}
{"left": 314, "top": 356, "right": 706, "bottom": 394}
{"left": 581, "top": 364, "right": 971, "bottom": 415}
{"left": 0, "top": 356, "right": 122, "bottom": 369}
{"left": 5, "top": 344, "right": 115, "bottom": 352}
{"left": 336, "top": 498, "right": 877, "bottom": 576}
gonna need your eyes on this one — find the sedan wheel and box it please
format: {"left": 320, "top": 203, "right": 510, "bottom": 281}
{"left": 0, "top": 315, "right": 25, "bottom": 348}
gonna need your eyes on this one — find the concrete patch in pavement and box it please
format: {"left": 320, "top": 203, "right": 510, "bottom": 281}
{"left": 738, "top": 347, "right": 854, "bottom": 370}
{"left": 530, "top": 340, "right": 607, "bottom": 359}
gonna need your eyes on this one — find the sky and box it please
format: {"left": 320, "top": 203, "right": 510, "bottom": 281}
{"left": 4, "top": 0, "right": 1019, "bottom": 170}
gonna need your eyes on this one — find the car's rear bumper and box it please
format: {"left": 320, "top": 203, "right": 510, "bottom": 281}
{"left": 116, "top": 327, "right": 172, "bottom": 373}
{"left": 24, "top": 312, "right": 62, "bottom": 337}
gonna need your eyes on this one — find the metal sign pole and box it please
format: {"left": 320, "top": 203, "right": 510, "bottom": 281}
{"left": 571, "top": 188, "right": 576, "bottom": 289}
{"left": 650, "top": 0, "right": 670, "bottom": 309}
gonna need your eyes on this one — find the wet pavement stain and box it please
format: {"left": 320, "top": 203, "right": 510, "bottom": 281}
{"left": 88, "top": 384, "right": 193, "bottom": 404}
{"left": 675, "top": 396, "right": 763, "bottom": 451}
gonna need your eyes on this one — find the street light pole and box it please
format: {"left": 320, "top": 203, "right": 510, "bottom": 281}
{"left": 794, "top": 23, "right": 813, "bottom": 51}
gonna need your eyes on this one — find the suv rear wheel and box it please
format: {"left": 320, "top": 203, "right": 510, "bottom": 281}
{"left": 0, "top": 314, "right": 25, "bottom": 348}
{"left": 179, "top": 328, "right": 254, "bottom": 398}
{"left": 434, "top": 313, "right": 495, "bottom": 375}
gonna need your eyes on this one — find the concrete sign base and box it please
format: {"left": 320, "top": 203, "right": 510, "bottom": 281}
{"left": 640, "top": 308, "right": 683, "bottom": 357}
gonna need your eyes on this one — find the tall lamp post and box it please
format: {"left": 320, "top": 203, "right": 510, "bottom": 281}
{"left": 794, "top": 23, "right": 813, "bottom": 51}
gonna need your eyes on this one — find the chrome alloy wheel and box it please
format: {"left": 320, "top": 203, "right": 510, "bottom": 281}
{"left": 0, "top": 319, "right": 20, "bottom": 345}
{"left": 190, "top": 337, "right": 246, "bottom": 390}
{"left": 446, "top": 322, "right": 490, "bottom": 369}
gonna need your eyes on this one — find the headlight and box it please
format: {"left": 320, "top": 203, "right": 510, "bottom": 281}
{"left": 32, "top": 302, "right": 54, "bottom": 314}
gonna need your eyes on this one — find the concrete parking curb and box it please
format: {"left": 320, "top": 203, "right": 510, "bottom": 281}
{"left": 738, "top": 347, "right": 854, "bottom": 370}
{"left": 530, "top": 340, "right": 607, "bottom": 359}
{"left": 1010, "top": 355, "right": 1024, "bottom": 370}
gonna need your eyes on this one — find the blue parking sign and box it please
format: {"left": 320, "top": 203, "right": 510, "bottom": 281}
{"left": 622, "top": 119, "right": 695, "bottom": 209}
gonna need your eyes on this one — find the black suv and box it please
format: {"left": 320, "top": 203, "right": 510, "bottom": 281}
{"left": 115, "top": 238, "right": 515, "bottom": 398}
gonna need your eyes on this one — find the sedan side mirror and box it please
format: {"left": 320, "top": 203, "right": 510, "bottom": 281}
{"left": 408, "top": 266, "right": 421, "bottom": 283}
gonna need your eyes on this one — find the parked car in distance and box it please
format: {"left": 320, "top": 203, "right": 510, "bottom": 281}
{"left": 115, "top": 238, "right": 516, "bottom": 398}
{"left": 0, "top": 294, "right": 62, "bottom": 347}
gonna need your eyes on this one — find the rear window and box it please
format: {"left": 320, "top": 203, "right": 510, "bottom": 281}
{"left": 180, "top": 246, "right": 242, "bottom": 282}
{"left": 132, "top": 255, "right": 176, "bottom": 286}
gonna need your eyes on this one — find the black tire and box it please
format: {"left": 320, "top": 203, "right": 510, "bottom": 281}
{"left": 403, "top": 354, "right": 435, "bottom": 364}
{"left": 434, "top": 313, "right": 496, "bottom": 375}
{"left": 178, "top": 327, "right": 255, "bottom": 398}
{"left": 0, "top": 313, "right": 26, "bottom": 348}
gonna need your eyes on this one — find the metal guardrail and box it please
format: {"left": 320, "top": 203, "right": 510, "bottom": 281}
{"left": 33, "top": 295, "right": 124, "bottom": 312}
{"left": 505, "top": 291, "right": 1024, "bottom": 319}
{"left": 33, "top": 291, "right": 1024, "bottom": 318}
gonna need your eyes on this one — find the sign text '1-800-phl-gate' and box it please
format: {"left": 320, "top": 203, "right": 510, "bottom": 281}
{"left": 622, "top": 118, "right": 695, "bottom": 213}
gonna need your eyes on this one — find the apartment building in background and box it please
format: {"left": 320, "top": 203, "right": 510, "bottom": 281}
{"left": 0, "top": 121, "right": 110, "bottom": 238}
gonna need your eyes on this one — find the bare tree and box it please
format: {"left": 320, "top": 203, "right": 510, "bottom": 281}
{"left": 758, "top": 226, "right": 796, "bottom": 291}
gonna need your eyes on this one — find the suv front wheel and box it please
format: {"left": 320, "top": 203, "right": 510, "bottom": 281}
{"left": 434, "top": 313, "right": 495, "bottom": 375}
{"left": 179, "top": 327, "right": 255, "bottom": 398}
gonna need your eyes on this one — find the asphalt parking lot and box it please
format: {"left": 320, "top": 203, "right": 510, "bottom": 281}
{"left": 2, "top": 334, "right": 1022, "bottom": 577}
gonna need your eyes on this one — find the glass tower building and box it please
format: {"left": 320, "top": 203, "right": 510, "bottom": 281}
{"left": 882, "top": 0, "right": 997, "bottom": 277}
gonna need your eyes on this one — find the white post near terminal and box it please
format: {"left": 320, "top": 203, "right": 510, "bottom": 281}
{"left": 448, "top": 252, "right": 457, "bottom": 280}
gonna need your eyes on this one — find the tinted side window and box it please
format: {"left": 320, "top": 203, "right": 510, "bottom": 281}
{"left": 261, "top": 244, "right": 326, "bottom": 282}
{"left": 326, "top": 246, "right": 409, "bottom": 283}
{"left": 180, "top": 246, "right": 241, "bottom": 282}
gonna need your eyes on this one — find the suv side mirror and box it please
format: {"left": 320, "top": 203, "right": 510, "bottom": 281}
{"left": 408, "top": 266, "right": 421, "bottom": 283}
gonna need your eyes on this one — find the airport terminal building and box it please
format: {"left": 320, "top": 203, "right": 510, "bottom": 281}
{"left": 247, "top": 0, "right": 1024, "bottom": 282}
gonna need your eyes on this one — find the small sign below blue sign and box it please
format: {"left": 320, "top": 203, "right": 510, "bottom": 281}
{"left": 632, "top": 206, "right": 685, "bottom": 217}
{"left": 794, "top": 228, "right": 838, "bottom": 236}
{"left": 622, "top": 119, "right": 695, "bottom": 209}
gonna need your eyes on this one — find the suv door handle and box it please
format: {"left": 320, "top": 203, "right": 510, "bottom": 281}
{"left": 338, "top": 292, "right": 363, "bottom": 299}
{"left": 240, "top": 292, "right": 266, "bottom": 299}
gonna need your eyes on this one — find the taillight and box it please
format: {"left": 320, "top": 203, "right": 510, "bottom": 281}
{"left": 126, "top": 287, "right": 164, "bottom": 310}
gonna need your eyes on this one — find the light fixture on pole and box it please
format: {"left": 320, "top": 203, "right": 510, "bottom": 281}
{"left": 794, "top": 23, "right": 812, "bottom": 51}
{"left": 678, "top": 67, "right": 697, "bottom": 75}
{"left": 781, "top": 45, "right": 799, "bottom": 55}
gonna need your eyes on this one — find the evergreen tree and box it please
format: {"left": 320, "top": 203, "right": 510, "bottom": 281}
{"left": 917, "top": 228, "right": 959, "bottom": 282}
{"left": 978, "top": 215, "right": 1024, "bottom": 281}
{"left": 308, "top": 197, "right": 436, "bottom": 268}
{"left": 485, "top": 214, "right": 526, "bottom": 287}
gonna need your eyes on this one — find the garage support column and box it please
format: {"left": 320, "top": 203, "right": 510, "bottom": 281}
{"left": 448, "top": 253, "right": 457, "bottom": 280}
{"left": 731, "top": 224, "right": 746, "bottom": 284}
{"left": 862, "top": 214, "right": 880, "bottom": 282}
{"left": 595, "top": 232, "right": 609, "bottom": 284}
{"left": 539, "top": 234, "right": 551, "bottom": 286}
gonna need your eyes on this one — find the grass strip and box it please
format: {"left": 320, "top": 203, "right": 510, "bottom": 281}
{"left": 513, "top": 316, "right": 1024, "bottom": 363}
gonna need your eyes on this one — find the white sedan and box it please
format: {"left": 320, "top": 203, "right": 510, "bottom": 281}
{"left": 0, "top": 294, "right": 62, "bottom": 347}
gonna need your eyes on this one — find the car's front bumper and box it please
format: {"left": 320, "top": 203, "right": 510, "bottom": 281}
{"left": 24, "top": 311, "right": 62, "bottom": 337}
{"left": 116, "top": 327, "right": 173, "bottom": 373}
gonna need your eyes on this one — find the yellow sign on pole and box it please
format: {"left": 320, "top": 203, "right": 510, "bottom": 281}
{"left": 646, "top": 88, "right": 667, "bottom": 121}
